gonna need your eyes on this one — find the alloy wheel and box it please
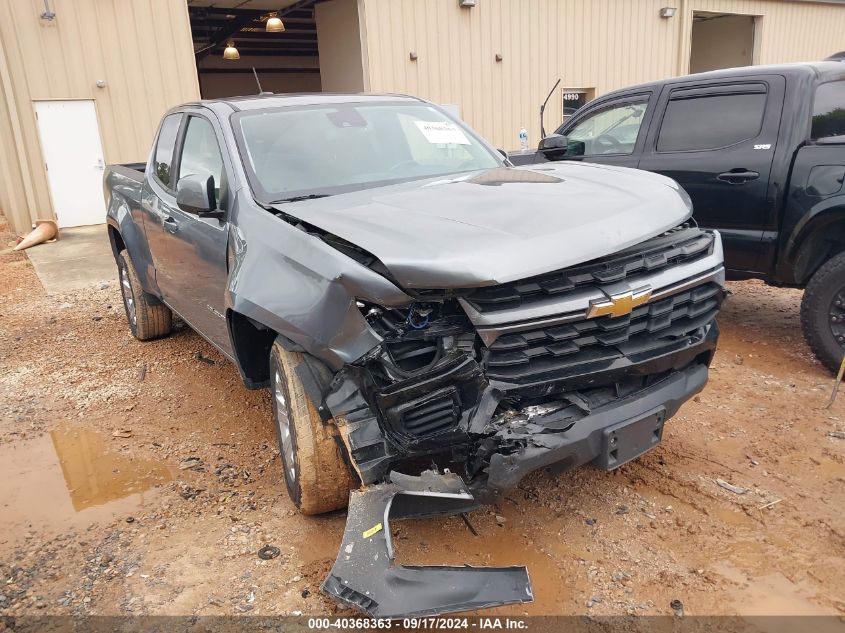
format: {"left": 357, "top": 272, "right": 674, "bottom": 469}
{"left": 120, "top": 264, "right": 137, "bottom": 327}
{"left": 831, "top": 285, "right": 845, "bottom": 351}
{"left": 273, "top": 369, "right": 297, "bottom": 486}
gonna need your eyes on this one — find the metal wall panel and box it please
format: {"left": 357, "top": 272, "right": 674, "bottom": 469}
{"left": 360, "top": 0, "right": 845, "bottom": 149}
{"left": 0, "top": 0, "right": 200, "bottom": 234}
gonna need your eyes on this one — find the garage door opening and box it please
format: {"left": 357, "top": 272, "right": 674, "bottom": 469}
{"left": 690, "top": 12, "right": 757, "bottom": 74}
{"left": 187, "top": 0, "right": 368, "bottom": 99}
{"left": 187, "top": 1, "right": 322, "bottom": 98}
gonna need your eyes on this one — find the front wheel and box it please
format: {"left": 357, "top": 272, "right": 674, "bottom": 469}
{"left": 270, "top": 341, "right": 356, "bottom": 514}
{"left": 801, "top": 251, "right": 845, "bottom": 373}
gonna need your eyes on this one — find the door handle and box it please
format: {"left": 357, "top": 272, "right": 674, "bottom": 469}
{"left": 717, "top": 169, "right": 760, "bottom": 184}
{"left": 163, "top": 216, "right": 179, "bottom": 234}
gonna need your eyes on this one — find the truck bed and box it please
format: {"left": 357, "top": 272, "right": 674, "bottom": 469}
{"left": 105, "top": 163, "right": 146, "bottom": 207}
{"left": 108, "top": 163, "right": 146, "bottom": 181}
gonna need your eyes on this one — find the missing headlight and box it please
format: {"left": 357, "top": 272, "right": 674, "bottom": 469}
{"left": 358, "top": 300, "right": 478, "bottom": 379}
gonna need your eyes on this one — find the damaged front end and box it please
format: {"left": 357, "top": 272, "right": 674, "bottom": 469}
{"left": 316, "top": 224, "right": 726, "bottom": 616}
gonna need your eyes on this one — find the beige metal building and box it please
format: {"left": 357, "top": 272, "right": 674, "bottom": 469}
{"left": 2, "top": 0, "right": 844, "bottom": 236}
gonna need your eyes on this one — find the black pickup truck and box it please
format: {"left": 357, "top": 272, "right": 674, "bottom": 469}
{"left": 514, "top": 62, "right": 845, "bottom": 371}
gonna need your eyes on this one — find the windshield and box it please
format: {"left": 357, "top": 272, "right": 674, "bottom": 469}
{"left": 234, "top": 101, "right": 501, "bottom": 203}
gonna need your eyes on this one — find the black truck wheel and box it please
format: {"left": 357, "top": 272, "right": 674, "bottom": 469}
{"left": 117, "top": 250, "right": 172, "bottom": 341}
{"left": 801, "top": 251, "right": 845, "bottom": 373}
{"left": 269, "top": 341, "right": 355, "bottom": 515}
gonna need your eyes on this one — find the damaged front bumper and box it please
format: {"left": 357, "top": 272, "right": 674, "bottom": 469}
{"left": 321, "top": 332, "right": 715, "bottom": 618}
{"left": 316, "top": 230, "right": 724, "bottom": 616}
{"left": 329, "top": 322, "right": 718, "bottom": 499}
{"left": 322, "top": 470, "right": 532, "bottom": 618}
{"left": 478, "top": 359, "right": 708, "bottom": 497}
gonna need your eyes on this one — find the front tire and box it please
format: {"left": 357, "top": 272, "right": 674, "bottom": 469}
{"left": 270, "top": 341, "right": 355, "bottom": 514}
{"left": 117, "top": 250, "right": 172, "bottom": 341}
{"left": 801, "top": 251, "right": 845, "bottom": 373}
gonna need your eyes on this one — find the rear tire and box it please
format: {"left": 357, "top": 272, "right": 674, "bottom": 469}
{"left": 801, "top": 251, "right": 845, "bottom": 373}
{"left": 270, "top": 340, "right": 355, "bottom": 514}
{"left": 117, "top": 250, "right": 172, "bottom": 341}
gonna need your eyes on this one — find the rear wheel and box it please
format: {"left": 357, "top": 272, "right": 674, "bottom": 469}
{"left": 270, "top": 340, "right": 355, "bottom": 514}
{"left": 801, "top": 251, "right": 845, "bottom": 373}
{"left": 117, "top": 250, "right": 172, "bottom": 341}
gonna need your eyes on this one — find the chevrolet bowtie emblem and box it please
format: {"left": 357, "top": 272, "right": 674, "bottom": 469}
{"left": 587, "top": 285, "right": 653, "bottom": 319}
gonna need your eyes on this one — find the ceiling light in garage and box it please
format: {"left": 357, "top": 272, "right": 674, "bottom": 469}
{"left": 266, "top": 13, "right": 285, "bottom": 33}
{"left": 223, "top": 40, "right": 240, "bottom": 60}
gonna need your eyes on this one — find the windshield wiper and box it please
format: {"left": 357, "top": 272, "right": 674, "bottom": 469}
{"left": 269, "top": 194, "right": 332, "bottom": 205}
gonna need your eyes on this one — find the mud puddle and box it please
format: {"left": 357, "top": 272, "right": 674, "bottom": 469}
{"left": 0, "top": 426, "right": 173, "bottom": 541}
{"left": 390, "top": 512, "right": 566, "bottom": 614}
{"left": 712, "top": 562, "right": 839, "bottom": 617}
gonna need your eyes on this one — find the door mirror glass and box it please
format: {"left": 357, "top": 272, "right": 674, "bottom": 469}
{"left": 176, "top": 174, "right": 214, "bottom": 215}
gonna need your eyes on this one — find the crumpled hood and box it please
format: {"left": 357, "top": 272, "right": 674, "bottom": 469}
{"left": 273, "top": 162, "right": 692, "bottom": 289}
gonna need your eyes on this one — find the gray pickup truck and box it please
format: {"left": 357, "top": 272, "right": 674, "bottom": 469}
{"left": 104, "top": 93, "right": 725, "bottom": 618}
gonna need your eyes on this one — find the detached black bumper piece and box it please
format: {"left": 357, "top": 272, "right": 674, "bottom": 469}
{"left": 321, "top": 470, "right": 533, "bottom": 618}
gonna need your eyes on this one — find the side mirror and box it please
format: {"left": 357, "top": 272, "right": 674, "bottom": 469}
{"left": 538, "top": 134, "right": 571, "bottom": 160}
{"left": 176, "top": 174, "right": 223, "bottom": 219}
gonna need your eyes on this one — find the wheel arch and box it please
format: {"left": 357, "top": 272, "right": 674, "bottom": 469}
{"left": 107, "top": 222, "right": 126, "bottom": 261}
{"left": 228, "top": 311, "right": 338, "bottom": 424}
{"left": 784, "top": 203, "right": 845, "bottom": 286}
{"left": 106, "top": 195, "right": 162, "bottom": 299}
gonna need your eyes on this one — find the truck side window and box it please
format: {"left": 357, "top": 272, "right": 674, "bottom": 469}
{"left": 657, "top": 92, "right": 766, "bottom": 152}
{"left": 567, "top": 101, "right": 647, "bottom": 156}
{"left": 177, "top": 117, "right": 224, "bottom": 205}
{"left": 811, "top": 81, "right": 845, "bottom": 141}
{"left": 154, "top": 114, "right": 181, "bottom": 189}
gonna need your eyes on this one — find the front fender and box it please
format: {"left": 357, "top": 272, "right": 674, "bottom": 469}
{"left": 225, "top": 204, "right": 414, "bottom": 371}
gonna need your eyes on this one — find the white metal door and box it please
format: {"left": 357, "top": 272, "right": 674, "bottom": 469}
{"left": 34, "top": 100, "right": 107, "bottom": 227}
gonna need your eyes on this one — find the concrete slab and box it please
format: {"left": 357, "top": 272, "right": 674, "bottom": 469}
{"left": 25, "top": 224, "right": 116, "bottom": 293}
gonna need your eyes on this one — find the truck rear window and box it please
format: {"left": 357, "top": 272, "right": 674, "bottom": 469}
{"left": 153, "top": 114, "right": 182, "bottom": 188}
{"left": 812, "top": 81, "right": 845, "bottom": 141}
{"left": 657, "top": 92, "right": 766, "bottom": 152}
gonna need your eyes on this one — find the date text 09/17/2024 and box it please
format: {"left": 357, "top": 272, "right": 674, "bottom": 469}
{"left": 307, "top": 617, "right": 529, "bottom": 629}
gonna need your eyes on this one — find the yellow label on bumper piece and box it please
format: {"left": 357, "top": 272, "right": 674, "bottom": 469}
{"left": 363, "top": 523, "right": 383, "bottom": 538}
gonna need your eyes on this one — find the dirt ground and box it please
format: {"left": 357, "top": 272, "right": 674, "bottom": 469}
{"left": 1, "top": 216, "right": 843, "bottom": 621}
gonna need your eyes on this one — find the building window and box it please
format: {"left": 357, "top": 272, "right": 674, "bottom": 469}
{"left": 562, "top": 89, "right": 594, "bottom": 120}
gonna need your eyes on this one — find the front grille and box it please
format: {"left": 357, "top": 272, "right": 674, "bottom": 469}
{"left": 466, "top": 226, "right": 714, "bottom": 313}
{"left": 484, "top": 282, "right": 723, "bottom": 384}
{"left": 394, "top": 387, "right": 461, "bottom": 437}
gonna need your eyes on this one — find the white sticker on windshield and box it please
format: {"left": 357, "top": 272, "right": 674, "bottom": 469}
{"left": 414, "top": 120, "right": 471, "bottom": 145}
